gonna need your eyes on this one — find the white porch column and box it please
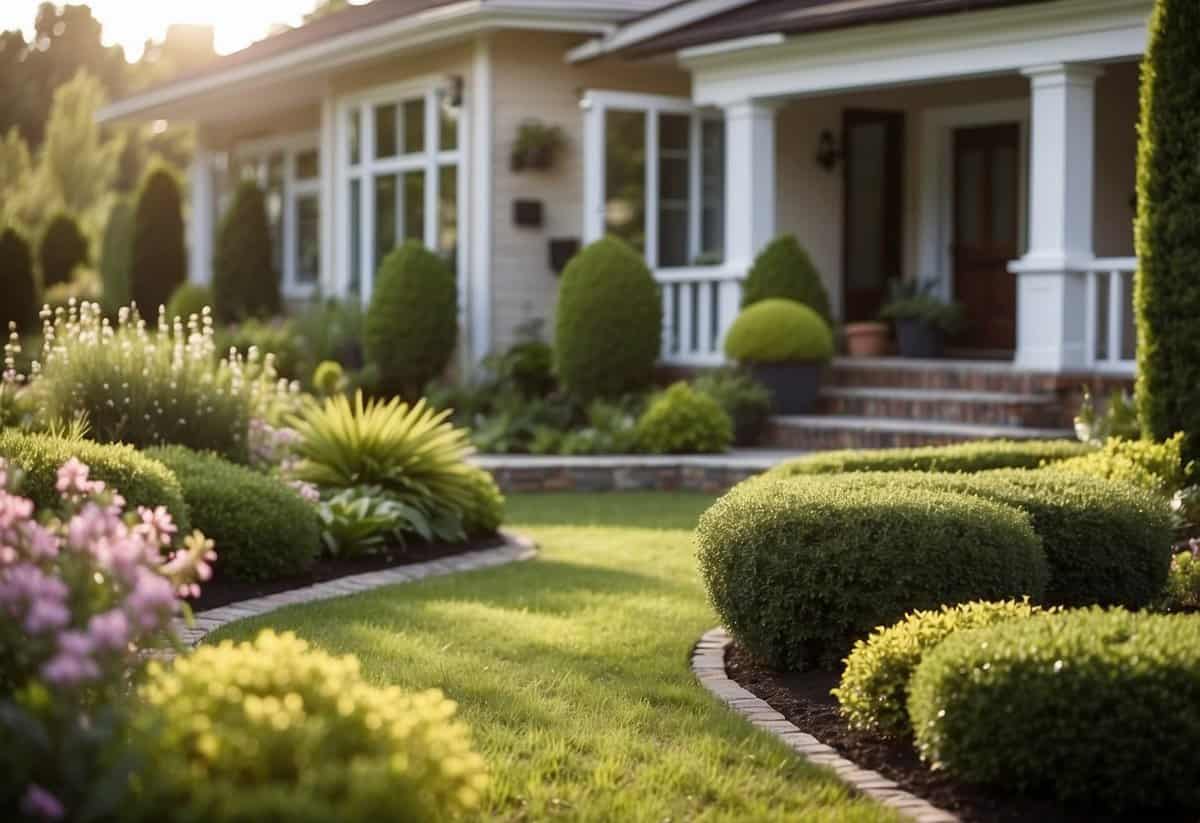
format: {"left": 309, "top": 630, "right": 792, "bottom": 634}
{"left": 1009, "top": 63, "right": 1102, "bottom": 371}
{"left": 723, "top": 100, "right": 776, "bottom": 269}
{"left": 319, "top": 84, "right": 338, "bottom": 297}
{"left": 187, "top": 137, "right": 215, "bottom": 286}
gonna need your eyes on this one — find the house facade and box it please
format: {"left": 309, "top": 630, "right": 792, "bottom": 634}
{"left": 99, "top": 0, "right": 1151, "bottom": 379}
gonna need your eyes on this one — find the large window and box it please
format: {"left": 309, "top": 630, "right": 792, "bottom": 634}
{"left": 341, "top": 83, "right": 461, "bottom": 299}
{"left": 233, "top": 135, "right": 321, "bottom": 298}
{"left": 585, "top": 92, "right": 724, "bottom": 268}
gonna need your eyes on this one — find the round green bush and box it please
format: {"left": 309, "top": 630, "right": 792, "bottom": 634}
{"left": 0, "top": 430, "right": 189, "bottom": 533}
{"left": 636, "top": 382, "right": 732, "bottom": 454}
{"left": 38, "top": 212, "right": 88, "bottom": 289}
{"left": 366, "top": 241, "right": 458, "bottom": 399}
{"left": 131, "top": 166, "right": 187, "bottom": 313}
{"left": 165, "top": 282, "right": 214, "bottom": 321}
{"left": 833, "top": 600, "right": 1045, "bottom": 738}
{"left": 696, "top": 475, "right": 1048, "bottom": 670}
{"left": 99, "top": 197, "right": 134, "bottom": 311}
{"left": 213, "top": 180, "right": 280, "bottom": 323}
{"left": 312, "top": 360, "right": 345, "bottom": 397}
{"left": 554, "top": 236, "right": 661, "bottom": 400}
{"left": 0, "top": 227, "right": 37, "bottom": 331}
{"left": 146, "top": 446, "right": 319, "bottom": 582}
{"left": 723, "top": 299, "right": 834, "bottom": 364}
{"left": 909, "top": 609, "right": 1200, "bottom": 812}
{"left": 741, "top": 234, "right": 831, "bottom": 322}
{"left": 131, "top": 630, "right": 488, "bottom": 822}
{"left": 460, "top": 466, "right": 505, "bottom": 535}
{"left": 766, "top": 439, "right": 1093, "bottom": 478}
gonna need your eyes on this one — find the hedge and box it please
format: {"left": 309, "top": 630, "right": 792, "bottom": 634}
{"left": 909, "top": 609, "right": 1200, "bottom": 812}
{"left": 146, "top": 447, "right": 319, "bottom": 582}
{"left": 765, "top": 440, "right": 1093, "bottom": 479}
{"left": 741, "top": 234, "right": 832, "bottom": 324}
{"left": 0, "top": 430, "right": 189, "bottom": 534}
{"left": 695, "top": 475, "right": 1047, "bottom": 669}
{"left": 131, "top": 166, "right": 186, "bottom": 312}
{"left": 1052, "top": 432, "right": 1189, "bottom": 496}
{"left": 1134, "top": 0, "right": 1200, "bottom": 472}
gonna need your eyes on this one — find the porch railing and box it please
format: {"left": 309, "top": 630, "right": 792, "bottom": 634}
{"left": 656, "top": 266, "right": 742, "bottom": 367}
{"left": 1085, "top": 257, "right": 1138, "bottom": 372}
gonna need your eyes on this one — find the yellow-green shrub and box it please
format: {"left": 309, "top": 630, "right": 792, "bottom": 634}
{"left": 723, "top": 299, "right": 833, "bottom": 363}
{"left": 636, "top": 382, "right": 732, "bottom": 454}
{"left": 1052, "top": 433, "right": 1189, "bottom": 496}
{"left": 767, "top": 440, "right": 1092, "bottom": 478}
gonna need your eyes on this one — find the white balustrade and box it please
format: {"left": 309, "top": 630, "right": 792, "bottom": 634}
{"left": 655, "top": 266, "right": 742, "bottom": 367}
{"left": 1084, "top": 257, "right": 1137, "bottom": 371}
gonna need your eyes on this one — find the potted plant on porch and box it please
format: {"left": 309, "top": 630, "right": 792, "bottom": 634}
{"left": 879, "top": 279, "right": 964, "bottom": 358}
{"left": 842, "top": 321, "right": 890, "bottom": 357}
{"left": 723, "top": 298, "right": 834, "bottom": 414}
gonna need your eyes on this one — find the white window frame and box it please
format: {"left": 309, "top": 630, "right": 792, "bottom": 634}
{"left": 581, "top": 90, "right": 723, "bottom": 269}
{"left": 336, "top": 77, "right": 464, "bottom": 306}
{"left": 232, "top": 131, "right": 322, "bottom": 300}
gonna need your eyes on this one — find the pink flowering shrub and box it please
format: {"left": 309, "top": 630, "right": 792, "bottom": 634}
{"left": 0, "top": 457, "right": 214, "bottom": 821}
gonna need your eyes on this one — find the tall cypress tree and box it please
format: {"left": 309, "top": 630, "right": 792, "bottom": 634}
{"left": 213, "top": 180, "right": 280, "bottom": 323}
{"left": 0, "top": 227, "right": 37, "bottom": 331}
{"left": 1134, "top": 0, "right": 1200, "bottom": 469}
{"left": 38, "top": 212, "right": 88, "bottom": 289}
{"left": 130, "top": 166, "right": 186, "bottom": 312}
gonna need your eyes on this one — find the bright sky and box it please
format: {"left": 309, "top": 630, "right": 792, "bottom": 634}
{"left": 0, "top": 1, "right": 354, "bottom": 60}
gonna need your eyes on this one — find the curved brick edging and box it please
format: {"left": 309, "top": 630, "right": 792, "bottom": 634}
{"left": 172, "top": 532, "right": 537, "bottom": 649}
{"left": 691, "top": 628, "right": 959, "bottom": 823}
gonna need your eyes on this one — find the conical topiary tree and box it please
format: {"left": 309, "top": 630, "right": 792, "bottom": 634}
{"left": 741, "top": 234, "right": 832, "bottom": 324}
{"left": 38, "top": 212, "right": 88, "bottom": 290}
{"left": 213, "top": 180, "right": 280, "bottom": 323}
{"left": 365, "top": 241, "right": 458, "bottom": 399}
{"left": 99, "top": 197, "right": 134, "bottom": 311}
{"left": 130, "top": 166, "right": 186, "bottom": 313}
{"left": 1134, "top": 0, "right": 1200, "bottom": 471}
{"left": 0, "top": 227, "right": 37, "bottom": 331}
{"left": 554, "top": 236, "right": 662, "bottom": 400}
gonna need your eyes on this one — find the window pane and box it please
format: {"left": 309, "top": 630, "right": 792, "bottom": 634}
{"left": 605, "top": 109, "right": 646, "bottom": 253}
{"left": 658, "top": 207, "right": 689, "bottom": 268}
{"left": 660, "top": 113, "right": 689, "bottom": 152}
{"left": 348, "top": 108, "right": 361, "bottom": 165}
{"left": 349, "top": 178, "right": 361, "bottom": 294}
{"left": 296, "top": 149, "right": 319, "bottom": 180}
{"left": 375, "top": 174, "right": 397, "bottom": 270}
{"left": 403, "top": 98, "right": 425, "bottom": 154}
{"left": 660, "top": 156, "right": 689, "bottom": 201}
{"left": 267, "top": 153, "right": 286, "bottom": 274}
{"left": 701, "top": 119, "right": 725, "bottom": 260}
{"left": 375, "top": 103, "right": 398, "bottom": 159}
{"left": 438, "top": 165, "right": 458, "bottom": 267}
{"left": 440, "top": 104, "right": 458, "bottom": 152}
{"left": 296, "top": 193, "right": 320, "bottom": 285}
{"left": 403, "top": 170, "right": 425, "bottom": 242}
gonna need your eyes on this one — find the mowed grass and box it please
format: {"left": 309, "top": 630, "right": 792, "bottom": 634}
{"left": 208, "top": 493, "right": 896, "bottom": 822}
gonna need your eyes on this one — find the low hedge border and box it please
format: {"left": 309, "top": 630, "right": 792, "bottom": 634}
{"left": 765, "top": 440, "right": 1093, "bottom": 478}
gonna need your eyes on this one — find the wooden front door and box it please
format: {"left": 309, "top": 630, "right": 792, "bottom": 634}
{"left": 952, "top": 123, "right": 1021, "bottom": 352}
{"left": 842, "top": 110, "right": 904, "bottom": 323}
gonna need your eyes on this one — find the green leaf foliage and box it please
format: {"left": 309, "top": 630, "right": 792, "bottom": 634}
{"left": 767, "top": 439, "right": 1093, "bottom": 478}
{"left": 0, "top": 227, "right": 37, "bottom": 331}
{"left": 741, "top": 234, "right": 832, "bottom": 323}
{"left": 554, "top": 236, "right": 662, "bottom": 400}
{"left": 365, "top": 241, "right": 457, "bottom": 398}
{"left": 165, "top": 282, "right": 213, "bottom": 321}
{"left": 130, "top": 166, "right": 186, "bottom": 313}
{"left": 695, "top": 474, "right": 1048, "bottom": 669}
{"left": 37, "top": 211, "right": 88, "bottom": 288}
{"left": 1053, "top": 432, "right": 1190, "bottom": 497}
{"left": 1135, "top": 0, "right": 1200, "bottom": 471}
{"left": 99, "top": 197, "right": 134, "bottom": 311}
{"left": 691, "top": 368, "right": 772, "bottom": 447}
{"left": 146, "top": 446, "right": 319, "bottom": 582}
{"left": 213, "top": 180, "right": 280, "bottom": 323}
{"left": 459, "top": 466, "right": 505, "bottom": 536}
{"left": 834, "top": 599, "right": 1045, "bottom": 738}
{"left": 635, "top": 382, "right": 732, "bottom": 455}
{"left": 909, "top": 609, "right": 1200, "bottom": 812}
{"left": 723, "top": 298, "right": 834, "bottom": 363}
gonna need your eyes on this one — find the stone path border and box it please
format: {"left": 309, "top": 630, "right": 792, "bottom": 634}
{"left": 692, "top": 628, "right": 958, "bottom": 823}
{"left": 172, "top": 532, "right": 538, "bottom": 648}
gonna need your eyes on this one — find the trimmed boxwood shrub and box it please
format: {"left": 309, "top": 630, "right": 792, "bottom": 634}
{"left": 146, "top": 446, "right": 319, "bottom": 582}
{"left": 213, "top": 180, "right": 280, "bottom": 323}
{"left": 1053, "top": 432, "right": 1188, "bottom": 496}
{"left": 766, "top": 439, "right": 1093, "bottom": 478}
{"left": 554, "top": 236, "right": 661, "bottom": 400}
{"left": 741, "top": 234, "right": 832, "bottom": 323}
{"left": 131, "top": 166, "right": 187, "bottom": 312}
{"left": 460, "top": 465, "right": 505, "bottom": 536}
{"left": 0, "top": 227, "right": 37, "bottom": 331}
{"left": 0, "top": 430, "right": 189, "bottom": 533}
{"left": 636, "top": 382, "right": 733, "bottom": 454}
{"left": 909, "top": 609, "right": 1200, "bottom": 812}
{"left": 1134, "top": 0, "right": 1200, "bottom": 472}
{"left": 834, "top": 600, "right": 1046, "bottom": 738}
{"left": 695, "top": 475, "right": 1047, "bottom": 669}
{"left": 131, "top": 630, "right": 488, "bottom": 822}
{"left": 99, "top": 197, "right": 134, "bottom": 310}
{"left": 38, "top": 212, "right": 88, "bottom": 289}
{"left": 165, "top": 282, "right": 214, "bottom": 321}
{"left": 724, "top": 299, "right": 834, "bottom": 363}
{"left": 365, "top": 241, "right": 457, "bottom": 399}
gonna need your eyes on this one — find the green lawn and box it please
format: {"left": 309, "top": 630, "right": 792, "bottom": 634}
{"left": 208, "top": 493, "right": 896, "bottom": 822}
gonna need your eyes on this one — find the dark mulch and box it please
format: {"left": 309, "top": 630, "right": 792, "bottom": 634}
{"left": 189, "top": 535, "right": 504, "bottom": 612}
{"left": 725, "top": 644, "right": 1190, "bottom": 823}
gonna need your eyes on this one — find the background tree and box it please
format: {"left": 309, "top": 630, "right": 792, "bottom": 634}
{"left": 213, "top": 180, "right": 280, "bottom": 323}
{"left": 0, "top": 227, "right": 37, "bottom": 331}
{"left": 99, "top": 197, "right": 134, "bottom": 310}
{"left": 1134, "top": 0, "right": 1200, "bottom": 469}
{"left": 38, "top": 212, "right": 88, "bottom": 288}
{"left": 130, "top": 166, "right": 186, "bottom": 311}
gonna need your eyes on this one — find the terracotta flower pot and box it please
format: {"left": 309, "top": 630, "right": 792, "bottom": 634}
{"left": 843, "top": 322, "right": 890, "bottom": 358}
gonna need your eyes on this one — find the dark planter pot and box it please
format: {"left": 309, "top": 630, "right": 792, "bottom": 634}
{"left": 748, "top": 361, "right": 823, "bottom": 415}
{"left": 894, "top": 319, "right": 945, "bottom": 359}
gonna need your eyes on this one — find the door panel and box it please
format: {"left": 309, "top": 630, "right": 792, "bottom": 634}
{"left": 953, "top": 123, "right": 1020, "bottom": 352}
{"left": 843, "top": 110, "right": 904, "bottom": 323}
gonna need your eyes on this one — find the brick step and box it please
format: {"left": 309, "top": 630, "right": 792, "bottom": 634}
{"left": 765, "top": 415, "right": 1074, "bottom": 451}
{"left": 817, "top": 387, "right": 1062, "bottom": 428}
{"left": 825, "top": 357, "right": 1067, "bottom": 394}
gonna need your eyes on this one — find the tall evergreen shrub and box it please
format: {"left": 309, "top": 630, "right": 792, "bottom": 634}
{"left": 0, "top": 228, "right": 37, "bottom": 331}
{"left": 213, "top": 180, "right": 280, "bottom": 323}
{"left": 38, "top": 212, "right": 88, "bottom": 289}
{"left": 99, "top": 197, "right": 134, "bottom": 311}
{"left": 130, "top": 166, "right": 186, "bottom": 312}
{"left": 741, "top": 234, "right": 832, "bottom": 324}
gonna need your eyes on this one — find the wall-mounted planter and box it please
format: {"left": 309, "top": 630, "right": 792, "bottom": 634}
{"left": 510, "top": 120, "right": 566, "bottom": 173}
{"left": 513, "top": 199, "right": 544, "bottom": 228}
